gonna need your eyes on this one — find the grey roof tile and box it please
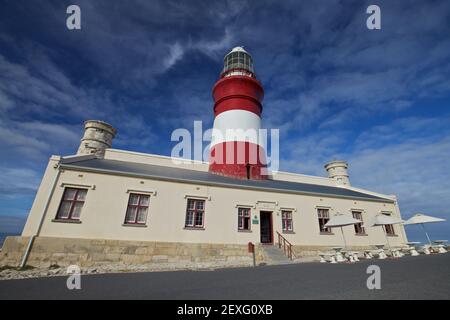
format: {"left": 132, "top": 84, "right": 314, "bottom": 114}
{"left": 60, "top": 158, "right": 393, "bottom": 203}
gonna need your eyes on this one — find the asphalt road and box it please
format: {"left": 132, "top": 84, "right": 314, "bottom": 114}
{"left": 0, "top": 254, "right": 449, "bottom": 299}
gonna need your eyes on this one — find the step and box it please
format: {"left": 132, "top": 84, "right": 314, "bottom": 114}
{"left": 262, "top": 245, "right": 296, "bottom": 265}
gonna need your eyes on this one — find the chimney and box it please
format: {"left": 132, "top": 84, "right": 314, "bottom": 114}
{"left": 77, "top": 120, "right": 116, "bottom": 158}
{"left": 324, "top": 160, "right": 350, "bottom": 186}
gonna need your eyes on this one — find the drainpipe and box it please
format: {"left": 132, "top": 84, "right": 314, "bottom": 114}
{"left": 19, "top": 161, "right": 62, "bottom": 268}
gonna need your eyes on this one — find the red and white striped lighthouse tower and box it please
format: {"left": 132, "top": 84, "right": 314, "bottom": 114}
{"left": 209, "top": 47, "right": 268, "bottom": 180}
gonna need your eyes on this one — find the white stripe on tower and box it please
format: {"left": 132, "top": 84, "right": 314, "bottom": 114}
{"left": 210, "top": 109, "right": 262, "bottom": 147}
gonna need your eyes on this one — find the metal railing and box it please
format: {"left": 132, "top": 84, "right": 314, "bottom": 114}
{"left": 277, "top": 231, "right": 294, "bottom": 260}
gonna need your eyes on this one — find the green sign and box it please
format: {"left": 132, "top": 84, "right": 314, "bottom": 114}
{"left": 252, "top": 219, "right": 259, "bottom": 224}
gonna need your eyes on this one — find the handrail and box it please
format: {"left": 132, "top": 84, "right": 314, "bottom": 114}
{"left": 276, "top": 231, "right": 295, "bottom": 260}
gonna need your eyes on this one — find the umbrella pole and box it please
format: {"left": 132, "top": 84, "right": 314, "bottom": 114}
{"left": 383, "top": 226, "right": 392, "bottom": 251}
{"left": 421, "top": 223, "right": 432, "bottom": 245}
{"left": 341, "top": 226, "right": 348, "bottom": 250}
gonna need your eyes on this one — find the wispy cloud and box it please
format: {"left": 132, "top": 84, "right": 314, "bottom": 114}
{"left": 0, "top": 167, "right": 41, "bottom": 197}
{"left": 0, "top": 215, "right": 27, "bottom": 233}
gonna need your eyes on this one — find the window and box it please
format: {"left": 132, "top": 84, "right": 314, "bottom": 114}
{"left": 223, "top": 51, "right": 254, "bottom": 73}
{"left": 185, "top": 199, "right": 205, "bottom": 228}
{"left": 384, "top": 224, "right": 396, "bottom": 236}
{"left": 318, "top": 208, "right": 332, "bottom": 234}
{"left": 238, "top": 207, "right": 251, "bottom": 231}
{"left": 56, "top": 188, "right": 87, "bottom": 220}
{"left": 382, "top": 213, "right": 396, "bottom": 236}
{"left": 124, "top": 193, "right": 150, "bottom": 225}
{"left": 352, "top": 211, "right": 366, "bottom": 235}
{"left": 281, "top": 210, "right": 293, "bottom": 232}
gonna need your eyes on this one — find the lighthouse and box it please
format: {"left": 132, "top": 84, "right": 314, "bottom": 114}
{"left": 209, "top": 47, "right": 268, "bottom": 180}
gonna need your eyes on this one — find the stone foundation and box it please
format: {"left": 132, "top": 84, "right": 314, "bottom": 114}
{"left": 0, "top": 236, "right": 266, "bottom": 268}
{"left": 292, "top": 245, "right": 376, "bottom": 258}
{"left": 1, "top": 237, "right": 376, "bottom": 269}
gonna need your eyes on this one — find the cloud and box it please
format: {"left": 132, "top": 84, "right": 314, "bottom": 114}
{"left": 163, "top": 43, "right": 184, "bottom": 70}
{"left": 0, "top": 52, "right": 106, "bottom": 120}
{"left": 0, "top": 116, "right": 82, "bottom": 160}
{"left": 194, "top": 28, "right": 234, "bottom": 57}
{"left": 280, "top": 115, "right": 450, "bottom": 224}
{"left": 0, "top": 215, "right": 26, "bottom": 233}
{"left": 0, "top": 167, "right": 41, "bottom": 198}
{"left": 161, "top": 28, "right": 234, "bottom": 71}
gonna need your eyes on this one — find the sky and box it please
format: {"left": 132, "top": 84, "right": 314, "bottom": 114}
{"left": 0, "top": 0, "right": 449, "bottom": 242}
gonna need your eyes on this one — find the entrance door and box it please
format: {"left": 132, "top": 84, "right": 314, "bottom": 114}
{"left": 260, "top": 211, "right": 273, "bottom": 244}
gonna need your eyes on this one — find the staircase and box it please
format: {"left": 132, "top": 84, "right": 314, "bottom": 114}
{"left": 262, "top": 245, "right": 295, "bottom": 265}
{"left": 260, "top": 232, "right": 301, "bottom": 265}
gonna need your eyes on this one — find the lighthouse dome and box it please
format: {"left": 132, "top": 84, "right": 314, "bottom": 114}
{"left": 229, "top": 46, "right": 248, "bottom": 54}
{"left": 223, "top": 46, "right": 254, "bottom": 75}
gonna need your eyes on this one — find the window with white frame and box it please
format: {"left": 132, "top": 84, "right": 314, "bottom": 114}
{"left": 352, "top": 211, "right": 366, "bottom": 235}
{"left": 281, "top": 210, "right": 293, "bottom": 232}
{"left": 238, "top": 207, "right": 251, "bottom": 231}
{"left": 318, "top": 208, "right": 332, "bottom": 234}
{"left": 382, "top": 212, "right": 396, "bottom": 236}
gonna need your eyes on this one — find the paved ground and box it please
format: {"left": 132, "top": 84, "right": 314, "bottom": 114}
{"left": 0, "top": 254, "right": 449, "bottom": 299}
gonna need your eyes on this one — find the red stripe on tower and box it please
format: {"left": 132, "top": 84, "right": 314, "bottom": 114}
{"left": 209, "top": 47, "right": 268, "bottom": 180}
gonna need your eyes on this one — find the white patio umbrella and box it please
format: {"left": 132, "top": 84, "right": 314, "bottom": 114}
{"left": 364, "top": 214, "right": 404, "bottom": 251}
{"left": 325, "top": 213, "right": 362, "bottom": 250}
{"left": 403, "top": 213, "right": 446, "bottom": 245}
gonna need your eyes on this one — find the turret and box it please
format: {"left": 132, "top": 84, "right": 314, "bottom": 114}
{"left": 325, "top": 160, "right": 350, "bottom": 186}
{"left": 76, "top": 120, "right": 116, "bottom": 158}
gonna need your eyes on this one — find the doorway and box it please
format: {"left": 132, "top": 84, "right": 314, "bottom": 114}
{"left": 260, "top": 211, "right": 273, "bottom": 244}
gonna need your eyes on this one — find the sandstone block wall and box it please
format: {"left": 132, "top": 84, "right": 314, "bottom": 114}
{"left": 292, "top": 245, "right": 380, "bottom": 258}
{"left": 0, "top": 236, "right": 266, "bottom": 268}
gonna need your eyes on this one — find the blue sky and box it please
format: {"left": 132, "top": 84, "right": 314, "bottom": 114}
{"left": 0, "top": 0, "right": 449, "bottom": 242}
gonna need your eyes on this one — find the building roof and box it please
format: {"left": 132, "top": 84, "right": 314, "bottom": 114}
{"left": 60, "top": 158, "right": 394, "bottom": 203}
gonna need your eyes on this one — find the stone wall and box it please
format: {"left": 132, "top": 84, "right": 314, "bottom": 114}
{"left": 0, "top": 236, "right": 265, "bottom": 268}
{"left": 292, "top": 245, "right": 377, "bottom": 258}
{"left": 0, "top": 237, "right": 385, "bottom": 269}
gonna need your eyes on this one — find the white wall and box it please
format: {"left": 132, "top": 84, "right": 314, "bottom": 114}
{"left": 22, "top": 160, "right": 408, "bottom": 248}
